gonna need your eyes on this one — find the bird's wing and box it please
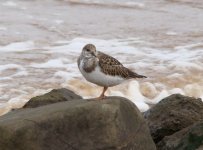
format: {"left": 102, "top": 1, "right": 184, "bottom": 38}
{"left": 97, "top": 51, "right": 147, "bottom": 79}
{"left": 97, "top": 51, "right": 123, "bottom": 66}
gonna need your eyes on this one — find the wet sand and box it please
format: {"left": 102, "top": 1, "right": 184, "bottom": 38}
{"left": 0, "top": 0, "right": 203, "bottom": 47}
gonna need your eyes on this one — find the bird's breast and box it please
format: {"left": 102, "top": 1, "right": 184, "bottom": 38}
{"left": 79, "top": 61, "right": 125, "bottom": 87}
{"left": 81, "top": 58, "right": 97, "bottom": 73}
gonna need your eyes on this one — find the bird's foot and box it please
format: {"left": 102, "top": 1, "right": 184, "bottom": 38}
{"left": 87, "top": 87, "right": 108, "bottom": 101}
{"left": 95, "top": 95, "right": 107, "bottom": 100}
{"left": 87, "top": 95, "right": 106, "bottom": 101}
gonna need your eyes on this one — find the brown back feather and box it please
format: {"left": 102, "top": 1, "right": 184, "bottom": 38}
{"left": 97, "top": 51, "right": 147, "bottom": 79}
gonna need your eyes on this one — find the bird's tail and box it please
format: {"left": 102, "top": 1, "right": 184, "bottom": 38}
{"left": 134, "top": 74, "right": 147, "bottom": 78}
{"left": 128, "top": 69, "right": 147, "bottom": 78}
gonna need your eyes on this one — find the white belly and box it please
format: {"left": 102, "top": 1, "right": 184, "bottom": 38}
{"left": 79, "top": 63, "right": 125, "bottom": 87}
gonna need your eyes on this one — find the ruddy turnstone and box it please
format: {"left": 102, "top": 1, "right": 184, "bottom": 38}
{"left": 78, "top": 44, "right": 147, "bottom": 99}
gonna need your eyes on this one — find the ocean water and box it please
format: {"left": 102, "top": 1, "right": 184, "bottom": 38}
{"left": 0, "top": 0, "right": 203, "bottom": 115}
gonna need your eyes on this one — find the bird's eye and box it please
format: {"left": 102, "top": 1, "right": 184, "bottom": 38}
{"left": 86, "top": 49, "right": 90, "bottom": 52}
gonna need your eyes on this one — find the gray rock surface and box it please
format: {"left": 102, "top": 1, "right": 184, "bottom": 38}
{"left": 23, "top": 88, "right": 82, "bottom": 108}
{"left": 144, "top": 94, "right": 203, "bottom": 143}
{"left": 157, "top": 120, "right": 203, "bottom": 150}
{"left": 0, "top": 97, "right": 156, "bottom": 150}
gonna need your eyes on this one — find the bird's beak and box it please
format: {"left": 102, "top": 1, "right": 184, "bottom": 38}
{"left": 92, "top": 52, "right": 97, "bottom": 57}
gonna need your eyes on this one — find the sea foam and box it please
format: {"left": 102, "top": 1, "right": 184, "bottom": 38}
{"left": 0, "top": 38, "right": 202, "bottom": 116}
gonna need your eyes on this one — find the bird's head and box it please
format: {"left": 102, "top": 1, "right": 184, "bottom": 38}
{"left": 82, "top": 44, "right": 97, "bottom": 58}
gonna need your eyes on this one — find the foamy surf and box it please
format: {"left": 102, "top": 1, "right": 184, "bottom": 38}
{"left": 0, "top": 37, "right": 202, "bottom": 115}
{"left": 0, "top": 41, "right": 35, "bottom": 52}
{"left": 2, "top": 1, "right": 18, "bottom": 7}
{"left": 68, "top": 0, "right": 145, "bottom": 8}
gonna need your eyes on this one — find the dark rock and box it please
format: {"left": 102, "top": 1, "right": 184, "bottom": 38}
{"left": 0, "top": 97, "right": 156, "bottom": 150}
{"left": 144, "top": 94, "right": 203, "bottom": 143}
{"left": 157, "top": 120, "right": 203, "bottom": 150}
{"left": 23, "top": 88, "right": 82, "bottom": 108}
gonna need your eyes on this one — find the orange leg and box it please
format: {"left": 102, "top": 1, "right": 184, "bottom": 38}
{"left": 97, "top": 87, "right": 108, "bottom": 100}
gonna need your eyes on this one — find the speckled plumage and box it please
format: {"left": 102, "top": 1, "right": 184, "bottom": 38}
{"left": 97, "top": 51, "right": 146, "bottom": 79}
{"left": 77, "top": 44, "right": 147, "bottom": 99}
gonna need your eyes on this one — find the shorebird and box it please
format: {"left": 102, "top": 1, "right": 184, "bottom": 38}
{"left": 77, "top": 44, "right": 147, "bottom": 99}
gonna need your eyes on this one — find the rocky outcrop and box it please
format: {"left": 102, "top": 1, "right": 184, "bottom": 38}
{"left": 144, "top": 94, "right": 203, "bottom": 143}
{"left": 157, "top": 120, "right": 203, "bottom": 150}
{"left": 5, "top": 89, "right": 203, "bottom": 150}
{"left": 0, "top": 96, "right": 156, "bottom": 150}
{"left": 23, "top": 88, "right": 82, "bottom": 108}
